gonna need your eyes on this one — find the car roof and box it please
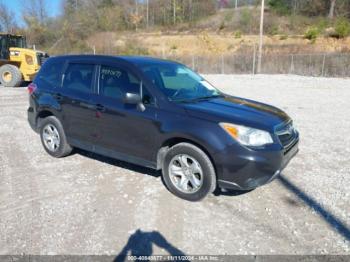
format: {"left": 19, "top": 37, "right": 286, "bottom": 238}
{"left": 49, "top": 54, "right": 181, "bottom": 67}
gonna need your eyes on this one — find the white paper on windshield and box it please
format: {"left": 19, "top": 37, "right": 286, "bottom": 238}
{"left": 200, "top": 80, "right": 216, "bottom": 90}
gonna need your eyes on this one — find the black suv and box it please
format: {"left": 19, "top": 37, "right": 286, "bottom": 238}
{"left": 28, "top": 55, "right": 299, "bottom": 201}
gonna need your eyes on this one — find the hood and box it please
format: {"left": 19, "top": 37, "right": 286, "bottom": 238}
{"left": 181, "top": 95, "right": 290, "bottom": 132}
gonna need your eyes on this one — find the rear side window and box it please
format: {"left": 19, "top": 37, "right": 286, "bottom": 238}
{"left": 37, "top": 59, "right": 64, "bottom": 88}
{"left": 63, "top": 63, "right": 94, "bottom": 93}
{"left": 99, "top": 65, "right": 140, "bottom": 100}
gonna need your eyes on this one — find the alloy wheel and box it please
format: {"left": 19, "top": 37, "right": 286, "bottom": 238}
{"left": 42, "top": 124, "right": 60, "bottom": 152}
{"left": 168, "top": 154, "right": 203, "bottom": 194}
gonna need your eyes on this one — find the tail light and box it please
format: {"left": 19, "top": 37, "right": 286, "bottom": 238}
{"left": 28, "top": 83, "right": 37, "bottom": 95}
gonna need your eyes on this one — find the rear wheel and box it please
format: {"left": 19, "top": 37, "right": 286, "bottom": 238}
{"left": 162, "top": 143, "right": 216, "bottom": 201}
{"left": 0, "top": 64, "right": 22, "bottom": 87}
{"left": 39, "top": 116, "right": 72, "bottom": 158}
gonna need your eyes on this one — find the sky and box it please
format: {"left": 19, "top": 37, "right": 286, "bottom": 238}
{"left": 5, "top": 0, "right": 62, "bottom": 25}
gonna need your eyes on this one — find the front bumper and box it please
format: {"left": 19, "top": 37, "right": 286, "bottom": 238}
{"left": 215, "top": 133, "right": 299, "bottom": 191}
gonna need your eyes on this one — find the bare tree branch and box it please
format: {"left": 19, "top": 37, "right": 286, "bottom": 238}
{"left": 0, "top": 1, "right": 17, "bottom": 32}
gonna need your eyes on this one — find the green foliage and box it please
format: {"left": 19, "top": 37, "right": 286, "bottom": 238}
{"left": 304, "top": 26, "right": 320, "bottom": 43}
{"left": 234, "top": 30, "right": 242, "bottom": 39}
{"left": 317, "top": 19, "right": 329, "bottom": 32}
{"left": 240, "top": 8, "right": 253, "bottom": 31}
{"left": 224, "top": 12, "right": 233, "bottom": 22}
{"left": 334, "top": 17, "right": 350, "bottom": 38}
{"left": 267, "top": 24, "right": 279, "bottom": 35}
{"left": 268, "top": 0, "right": 291, "bottom": 15}
{"left": 305, "top": 18, "right": 330, "bottom": 37}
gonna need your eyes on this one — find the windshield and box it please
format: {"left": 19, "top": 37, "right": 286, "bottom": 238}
{"left": 9, "top": 36, "right": 26, "bottom": 48}
{"left": 141, "top": 63, "right": 221, "bottom": 102}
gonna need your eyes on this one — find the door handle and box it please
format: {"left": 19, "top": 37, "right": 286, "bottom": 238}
{"left": 80, "top": 102, "right": 95, "bottom": 109}
{"left": 96, "top": 104, "right": 105, "bottom": 112}
{"left": 54, "top": 93, "right": 63, "bottom": 101}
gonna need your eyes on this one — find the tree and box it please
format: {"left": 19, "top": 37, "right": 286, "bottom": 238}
{"left": 298, "top": 0, "right": 328, "bottom": 17}
{"left": 329, "top": 0, "right": 336, "bottom": 18}
{"left": 23, "top": 0, "right": 48, "bottom": 25}
{"left": 0, "top": 1, "right": 17, "bottom": 32}
{"left": 268, "top": 0, "right": 293, "bottom": 15}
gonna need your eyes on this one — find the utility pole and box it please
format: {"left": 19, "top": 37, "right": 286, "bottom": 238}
{"left": 135, "top": 0, "right": 139, "bottom": 31}
{"left": 329, "top": 0, "right": 336, "bottom": 19}
{"left": 293, "top": 0, "right": 297, "bottom": 15}
{"left": 257, "top": 0, "right": 265, "bottom": 74}
{"left": 146, "top": 0, "right": 149, "bottom": 28}
{"left": 173, "top": 0, "right": 176, "bottom": 25}
{"left": 189, "top": 0, "right": 193, "bottom": 22}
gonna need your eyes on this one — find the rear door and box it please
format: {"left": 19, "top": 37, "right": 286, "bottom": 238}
{"left": 94, "top": 63, "right": 160, "bottom": 163}
{"left": 60, "top": 62, "right": 98, "bottom": 145}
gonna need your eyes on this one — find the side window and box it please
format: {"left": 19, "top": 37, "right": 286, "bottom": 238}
{"left": 37, "top": 60, "right": 64, "bottom": 87}
{"left": 99, "top": 65, "right": 140, "bottom": 99}
{"left": 63, "top": 63, "right": 94, "bottom": 93}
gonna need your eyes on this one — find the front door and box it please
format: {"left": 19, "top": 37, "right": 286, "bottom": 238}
{"left": 94, "top": 64, "right": 160, "bottom": 163}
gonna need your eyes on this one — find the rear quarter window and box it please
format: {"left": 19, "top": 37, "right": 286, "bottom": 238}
{"left": 36, "top": 59, "right": 64, "bottom": 88}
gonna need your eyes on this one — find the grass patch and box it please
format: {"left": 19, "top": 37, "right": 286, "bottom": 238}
{"left": 305, "top": 26, "right": 320, "bottom": 43}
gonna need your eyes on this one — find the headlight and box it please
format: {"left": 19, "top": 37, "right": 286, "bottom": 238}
{"left": 219, "top": 122, "right": 273, "bottom": 147}
{"left": 10, "top": 51, "right": 20, "bottom": 56}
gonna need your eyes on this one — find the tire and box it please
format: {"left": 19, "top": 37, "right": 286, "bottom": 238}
{"left": 39, "top": 116, "right": 72, "bottom": 158}
{"left": 0, "top": 64, "right": 22, "bottom": 87}
{"left": 162, "top": 142, "right": 216, "bottom": 201}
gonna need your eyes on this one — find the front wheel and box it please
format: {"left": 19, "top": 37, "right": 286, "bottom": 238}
{"left": 0, "top": 64, "right": 22, "bottom": 87}
{"left": 162, "top": 143, "right": 216, "bottom": 201}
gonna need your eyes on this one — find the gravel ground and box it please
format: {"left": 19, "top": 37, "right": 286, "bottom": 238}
{"left": 0, "top": 75, "right": 349, "bottom": 256}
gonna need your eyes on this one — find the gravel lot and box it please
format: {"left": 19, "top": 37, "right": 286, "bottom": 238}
{"left": 0, "top": 75, "right": 349, "bottom": 256}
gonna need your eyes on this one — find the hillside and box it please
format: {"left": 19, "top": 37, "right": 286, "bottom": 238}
{"left": 53, "top": 7, "right": 350, "bottom": 57}
{"left": 86, "top": 32, "right": 350, "bottom": 57}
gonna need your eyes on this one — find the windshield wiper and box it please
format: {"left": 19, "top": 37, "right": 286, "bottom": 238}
{"left": 172, "top": 94, "right": 223, "bottom": 103}
{"left": 195, "top": 94, "right": 224, "bottom": 101}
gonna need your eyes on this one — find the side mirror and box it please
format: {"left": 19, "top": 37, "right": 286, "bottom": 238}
{"left": 124, "top": 92, "right": 141, "bottom": 104}
{"left": 124, "top": 92, "right": 145, "bottom": 112}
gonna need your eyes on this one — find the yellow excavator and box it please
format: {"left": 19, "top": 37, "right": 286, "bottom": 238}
{"left": 0, "top": 33, "right": 49, "bottom": 87}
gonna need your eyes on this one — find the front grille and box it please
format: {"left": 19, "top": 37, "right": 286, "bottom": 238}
{"left": 275, "top": 122, "right": 298, "bottom": 154}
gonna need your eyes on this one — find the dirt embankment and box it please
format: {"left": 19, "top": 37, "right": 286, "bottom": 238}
{"left": 87, "top": 32, "right": 350, "bottom": 57}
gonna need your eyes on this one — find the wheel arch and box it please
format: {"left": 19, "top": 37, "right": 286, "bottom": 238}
{"left": 36, "top": 109, "right": 58, "bottom": 129}
{"left": 156, "top": 136, "right": 217, "bottom": 177}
